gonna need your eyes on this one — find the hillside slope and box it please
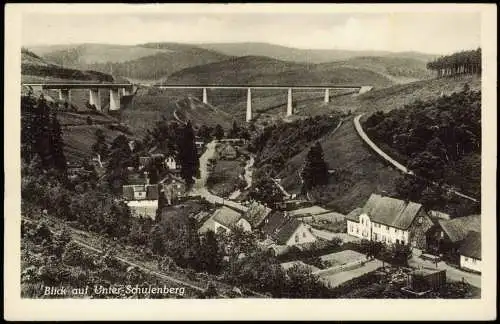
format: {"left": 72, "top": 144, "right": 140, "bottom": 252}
{"left": 278, "top": 75, "right": 481, "bottom": 215}
{"left": 166, "top": 55, "right": 394, "bottom": 87}
{"left": 197, "top": 42, "right": 437, "bottom": 64}
{"left": 121, "top": 87, "right": 235, "bottom": 138}
{"left": 29, "top": 43, "right": 170, "bottom": 65}
{"left": 29, "top": 43, "right": 232, "bottom": 81}
{"left": 288, "top": 74, "right": 481, "bottom": 118}
{"left": 21, "top": 49, "right": 134, "bottom": 163}
{"left": 90, "top": 51, "right": 230, "bottom": 81}
{"left": 320, "top": 56, "right": 433, "bottom": 84}
{"left": 21, "top": 48, "right": 115, "bottom": 83}
{"left": 279, "top": 117, "right": 400, "bottom": 214}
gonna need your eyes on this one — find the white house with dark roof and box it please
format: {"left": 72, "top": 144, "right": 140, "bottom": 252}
{"left": 262, "top": 212, "right": 317, "bottom": 247}
{"left": 122, "top": 184, "right": 160, "bottom": 220}
{"left": 345, "top": 194, "right": 434, "bottom": 249}
{"left": 198, "top": 206, "right": 251, "bottom": 234}
{"left": 459, "top": 231, "right": 481, "bottom": 273}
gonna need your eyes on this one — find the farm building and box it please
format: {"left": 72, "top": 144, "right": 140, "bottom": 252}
{"left": 459, "top": 231, "right": 481, "bottom": 273}
{"left": 345, "top": 194, "right": 434, "bottom": 250}
{"left": 198, "top": 206, "right": 251, "bottom": 234}
{"left": 425, "top": 214, "right": 481, "bottom": 262}
{"left": 261, "top": 212, "right": 316, "bottom": 246}
{"left": 122, "top": 184, "right": 159, "bottom": 220}
{"left": 242, "top": 201, "right": 272, "bottom": 229}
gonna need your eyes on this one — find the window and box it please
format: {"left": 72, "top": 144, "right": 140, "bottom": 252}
{"left": 401, "top": 240, "right": 405, "bottom": 245}
{"left": 373, "top": 233, "right": 378, "bottom": 241}
{"left": 472, "top": 259, "right": 476, "bottom": 264}
{"left": 295, "top": 234, "right": 299, "bottom": 243}
{"left": 302, "top": 232, "right": 306, "bottom": 238}
{"left": 386, "top": 226, "right": 389, "bottom": 231}
{"left": 465, "top": 257, "right": 469, "bottom": 262}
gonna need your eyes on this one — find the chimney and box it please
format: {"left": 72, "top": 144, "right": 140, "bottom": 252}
{"left": 144, "top": 171, "right": 150, "bottom": 185}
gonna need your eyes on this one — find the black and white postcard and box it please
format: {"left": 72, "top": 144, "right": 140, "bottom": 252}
{"left": 4, "top": 3, "right": 497, "bottom": 321}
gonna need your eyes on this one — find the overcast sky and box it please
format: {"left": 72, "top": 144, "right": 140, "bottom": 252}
{"left": 21, "top": 10, "right": 481, "bottom": 55}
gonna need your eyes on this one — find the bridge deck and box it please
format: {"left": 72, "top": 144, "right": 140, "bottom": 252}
{"left": 22, "top": 83, "right": 363, "bottom": 90}
{"left": 156, "top": 85, "right": 362, "bottom": 89}
{"left": 23, "top": 83, "right": 133, "bottom": 89}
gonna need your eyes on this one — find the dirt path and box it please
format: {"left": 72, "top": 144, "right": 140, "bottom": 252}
{"left": 190, "top": 140, "right": 248, "bottom": 213}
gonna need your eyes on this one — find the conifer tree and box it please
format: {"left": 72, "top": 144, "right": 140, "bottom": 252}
{"left": 49, "top": 113, "right": 67, "bottom": 173}
{"left": 178, "top": 121, "right": 199, "bottom": 187}
{"left": 301, "top": 142, "right": 329, "bottom": 192}
{"left": 213, "top": 124, "right": 225, "bottom": 140}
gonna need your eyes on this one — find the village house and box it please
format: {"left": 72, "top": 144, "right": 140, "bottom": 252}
{"left": 161, "top": 179, "right": 186, "bottom": 205}
{"left": 138, "top": 155, "right": 165, "bottom": 171}
{"left": 122, "top": 184, "right": 159, "bottom": 220}
{"left": 217, "top": 143, "right": 238, "bottom": 160}
{"left": 345, "top": 194, "right": 434, "bottom": 250}
{"left": 164, "top": 155, "right": 178, "bottom": 171}
{"left": 261, "top": 212, "right": 317, "bottom": 247}
{"left": 459, "top": 231, "right": 481, "bottom": 273}
{"left": 425, "top": 214, "right": 481, "bottom": 262}
{"left": 195, "top": 140, "right": 205, "bottom": 151}
{"left": 242, "top": 201, "right": 272, "bottom": 229}
{"left": 287, "top": 205, "right": 330, "bottom": 221}
{"left": 194, "top": 137, "right": 205, "bottom": 151}
{"left": 198, "top": 206, "right": 251, "bottom": 235}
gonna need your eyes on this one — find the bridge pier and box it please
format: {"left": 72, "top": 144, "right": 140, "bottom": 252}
{"left": 89, "top": 89, "right": 101, "bottom": 111}
{"left": 122, "top": 85, "right": 137, "bottom": 96}
{"left": 59, "top": 89, "right": 71, "bottom": 103}
{"left": 109, "top": 88, "right": 121, "bottom": 111}
{"left": 286, "top": 88, "right": 293, "bottom": 116}
{"left": 246, "top": 88, "right": 252, "bottom": 122}
{"left": 202, "top": 88, "right": 208, "bottom": 104}
{"left": 324, "top": 88, "right": 330, "bottom": 103}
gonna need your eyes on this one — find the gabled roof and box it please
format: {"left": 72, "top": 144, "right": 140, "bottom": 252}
{"left": 288, "top": 206, "right": 329, "bottom": 217}
{"left": 212, "top": 207, "right": 242, "bottom": 228}
{"left": 275, "top": 219, "right": 303, "bottom": 245}
{"left": 460, "top": 231, "right": 481, "bottom": 260}
{"left": 439, "top": 215, "right": 481, "bottom": 243}
{"left": 146, "top": 185, "right": 159, "bottom": 200}
{"left": 261, "top": 211, "right": 288, "bottom": 237}
{"left": 313, "top": 211, "right": 345, "bottom": 223}
{"left": 123, "top": 184, "right": 159, "bottom": 201}
{"left": 358, "top": 194, "right": 424, "bottom": 229}
{"left": 345, "top": 207, "right": 363, "bottom": 222}
{"left": 123, "top": 186, "right": 135, "bottom": 200}
{"left": 243, "top": 201, "right": 271, "bottom": 227}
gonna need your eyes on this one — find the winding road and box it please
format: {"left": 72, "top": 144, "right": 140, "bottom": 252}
{"left": 189, "top": 140, "right": 249, "bottom": 213}
{"left": 353, "top": 114, "right": 479, "bottom": 203}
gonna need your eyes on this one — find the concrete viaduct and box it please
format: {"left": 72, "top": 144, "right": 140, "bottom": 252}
{"left": 22, "top": 82, "right": 373, "bottom": 121}
{"left": 22, "top": 83, "right": 137, "bottom": 112}
{"left": 157, "top": 85, "right": 373, "bottom": 121}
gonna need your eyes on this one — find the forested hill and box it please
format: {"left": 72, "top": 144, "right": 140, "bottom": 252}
{"left": 426, "top": 48, "right": 481, "bottom": 78}
{"left": 362, "top": 87, "right": 481, "bottom": 215}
